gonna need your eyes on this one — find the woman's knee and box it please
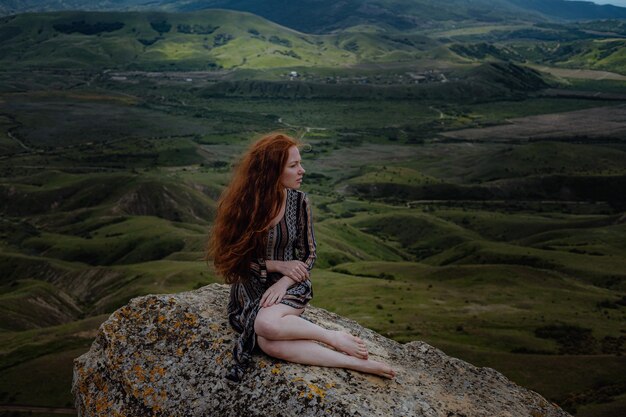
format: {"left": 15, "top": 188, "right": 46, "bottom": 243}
{"left": 257, "top": 337, "right": 285, "bottom": 359}
{"left": 254, "top": 312, "right": 282, "bottom": 339}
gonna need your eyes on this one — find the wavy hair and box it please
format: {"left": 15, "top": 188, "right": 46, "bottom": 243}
{"left": 206, "top": 132, "right": 303, "bottom": 283}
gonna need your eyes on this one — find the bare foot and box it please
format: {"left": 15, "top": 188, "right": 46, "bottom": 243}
{"left": 331, "top": 331, "right": 368, "bottom": 359}
{"left": 361, "top": 359, "right": 396, "bottom": 379}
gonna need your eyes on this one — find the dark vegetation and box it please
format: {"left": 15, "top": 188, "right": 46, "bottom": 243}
{"left": 197, "top": 63, "right": 549, "bottom": 100}
{"left": 53, "top": 20, "right": 124, "bottom": 35}
{"left": 177, "top": 23, "right": 219, "bottom": 34}
{"left": 5, "top": 0, "right": 626, "bottom": 33}
{"left": 150, "top": 20, "right": 171, "bottom": 34}
{"left": 347, "top": 175, "right": 626, "bottom": 211}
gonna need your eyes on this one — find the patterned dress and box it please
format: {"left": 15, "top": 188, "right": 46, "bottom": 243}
{"left": 226, "top": 188, "right": 317, "bottom": 382}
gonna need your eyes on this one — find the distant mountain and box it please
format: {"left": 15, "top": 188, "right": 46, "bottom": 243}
{"left": 0, "top": 0, "right": 151, "bottom": 16}
{"left": 0, "top": 10, "right": 441, "bottom": 70}
{"left": 510, "top": 0, "right": 626, "bottom": 21}
{"left": 2, "top": 0, "right": 626, "bottom": 33}
{"left": 2, "top": 9, "right": 625, "bottom": 75}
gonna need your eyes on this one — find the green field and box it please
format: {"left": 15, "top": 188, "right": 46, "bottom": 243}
{"left": 1, "top": 9, "right": 626, "bottom": 417}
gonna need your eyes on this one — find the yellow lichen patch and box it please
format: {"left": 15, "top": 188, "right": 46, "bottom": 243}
{"left": 145, "top": 330, "right": 158, "bottom": 343}
{"left": 258, "top": 360, "right": 268, "bottom": 369}
{"left": 117, "top": 306, "right": 132, "bottom": 319}
{"left": 209, "top": 323, "right": 220, "bottom": 332}
{"left": 291, "top": 377, "right": 304, "bottom": 383}
{"left": 271, "top": 364, "right": 281, "bottom": 375}
{"left": 211, "top": 337, "right": 224, "bottom": 350}
{"left": 184, "top": 312, "right": 199, "bottom": 327}
{"left": 93, "top": 373, "right": 109, "bottom": 392}
{"left": 143, "top": 387, "right": 155, "bottom": 398}
{"left": 307, "top": 383, "right": 326, "bottom": 399}
{"left": 95, "top": 395, "right": 113, "bottom": 414}
{"left": 133, "top": 364, "right": 146, "bottom": 383}
{"left": 150, "top": 366, "right": 167, "bottom": 381}
{"left": 157, "top": 315, "right": 167, "bottom": 324}
{"left": 325, "top": 382, "right": 335, "bottom": 389}
{"left": 186, "top": 334, "right": 198, "bottom": 347}
{"left": 176, "top": 347, "right": 184, "bottom": 356}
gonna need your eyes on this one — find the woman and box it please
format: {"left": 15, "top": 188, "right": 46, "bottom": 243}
{"left": 207, "top": 133, "right": 396, "bottom": 382}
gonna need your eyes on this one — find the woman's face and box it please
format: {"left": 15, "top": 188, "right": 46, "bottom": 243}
{"left": 280, "top": 146, "right": 305, "bottom": 189}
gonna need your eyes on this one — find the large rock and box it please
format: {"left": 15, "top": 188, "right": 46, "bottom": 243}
{"left": 72, "top": 284, "right": 570, "bottom": 416}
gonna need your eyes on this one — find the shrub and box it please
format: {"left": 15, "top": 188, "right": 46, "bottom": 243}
{"left": 535, "top": 324, "right": 597, "bottom": 355}
{"left": 177, "top": 24, "right": 218, "bottom": 34}
{"left": 150, "top": 20, "right": 172, "bottom": 34}
{"left": 53, "top": 20, "right": 124, "bottom": 35}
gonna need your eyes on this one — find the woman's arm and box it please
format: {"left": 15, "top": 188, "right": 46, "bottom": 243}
{"left": 260, "top": 275, "right": 294, "bottom": 307}
{"left": 267, "top": 257, "right": 309, "bottom": 283}
{"left": 249, "top": 257, "right": 267, "bottom": 282}
{"left": 296, "top": 192, "right": 317, "bottom": 271}
{"left": 265, "top": 192, "right": 316, "bottom": 282}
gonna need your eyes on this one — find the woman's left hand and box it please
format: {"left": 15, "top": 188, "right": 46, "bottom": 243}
{"left": 260, "top": 281, "right": 289, "bottom": 308}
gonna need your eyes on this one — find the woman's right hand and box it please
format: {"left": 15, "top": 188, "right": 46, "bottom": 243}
{"left": 278, "top": 260, "right": 309, "bottom": 283}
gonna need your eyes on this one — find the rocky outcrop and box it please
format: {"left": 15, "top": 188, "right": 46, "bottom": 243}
{"left": 72, "top": 284, "right": 570, "bottom": 417}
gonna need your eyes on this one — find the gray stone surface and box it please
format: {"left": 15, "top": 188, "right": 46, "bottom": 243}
{"left": 73, "top": 283, "right": 570, "bottom": 416}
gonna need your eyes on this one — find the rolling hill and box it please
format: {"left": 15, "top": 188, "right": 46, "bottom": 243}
{"left": 3, "top": 0, "right": 626, "bottom": 33}
{"left": 0, "top": 10, "right": 443, "bottom": 70}
{"left": 2, "top": 9, "right": 626, "bottom": 76}
{"left": 1, "top": 1, "right": 626, "bottom": 416}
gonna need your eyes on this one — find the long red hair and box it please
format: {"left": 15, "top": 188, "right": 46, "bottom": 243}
{"left": 206, "top": 132, "right": 302, "bottom": 284}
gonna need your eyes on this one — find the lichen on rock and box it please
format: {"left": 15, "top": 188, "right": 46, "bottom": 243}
{"left": 73, "top": 283, "right": 571, "bottom": 416}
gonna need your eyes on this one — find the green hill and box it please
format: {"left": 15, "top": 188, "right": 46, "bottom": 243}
{"left": 2, "top": 9, "right": 626, "bottom": 76}
{"left": 4, "top": 0, "right": 626, "bottom": 34}
{"left": 1, "top": 6, "right": 626, "bottom": 414}
{"left": 0, "top": 10, "right": 442, "bottom": 70}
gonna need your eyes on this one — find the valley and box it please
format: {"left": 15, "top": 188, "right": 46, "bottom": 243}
{"left": 0, "top": 4, "right": 626, "bottom": 417}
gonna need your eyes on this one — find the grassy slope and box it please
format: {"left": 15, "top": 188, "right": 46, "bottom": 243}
{"left": 0, "top": 0, "right": 546, "bottom": 33}
{"left": 0, "top": 63, "right": 625, "bottom": 416}
{"left": 312, "top": 263, "right": 626, "bottom": 411}
{"left": 0, "top": 10, "right": 438, "bottom": 70}
{"left": 1, "top": 8, "right": 625, "bottom": 78}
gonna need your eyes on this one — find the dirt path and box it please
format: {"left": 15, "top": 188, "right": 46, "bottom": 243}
{"left": 429, "top": 106, "right": 446, "bottom": 119}
{"left": 277, "top": 117, "right": 327, "bottom": 140}
{"left": 531, "top": 65, "right": 626, "bottom": 81}
{"left": 7, "top": 129, "right": 32, "bottom": 151}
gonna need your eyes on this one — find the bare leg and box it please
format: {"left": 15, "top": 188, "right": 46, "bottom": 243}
{"left": 257, "top": 336, "right": 396, "bottom": 379}
{"left": 255, "top": 304, "right": 368, "bottom": 359}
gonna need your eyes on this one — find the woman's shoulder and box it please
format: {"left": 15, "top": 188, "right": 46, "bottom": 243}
{"left": 290, "top": 188, "right": 310, "bottom": 202}
{"left": 290, "top": 188, "right": 306, "bottom": 196}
